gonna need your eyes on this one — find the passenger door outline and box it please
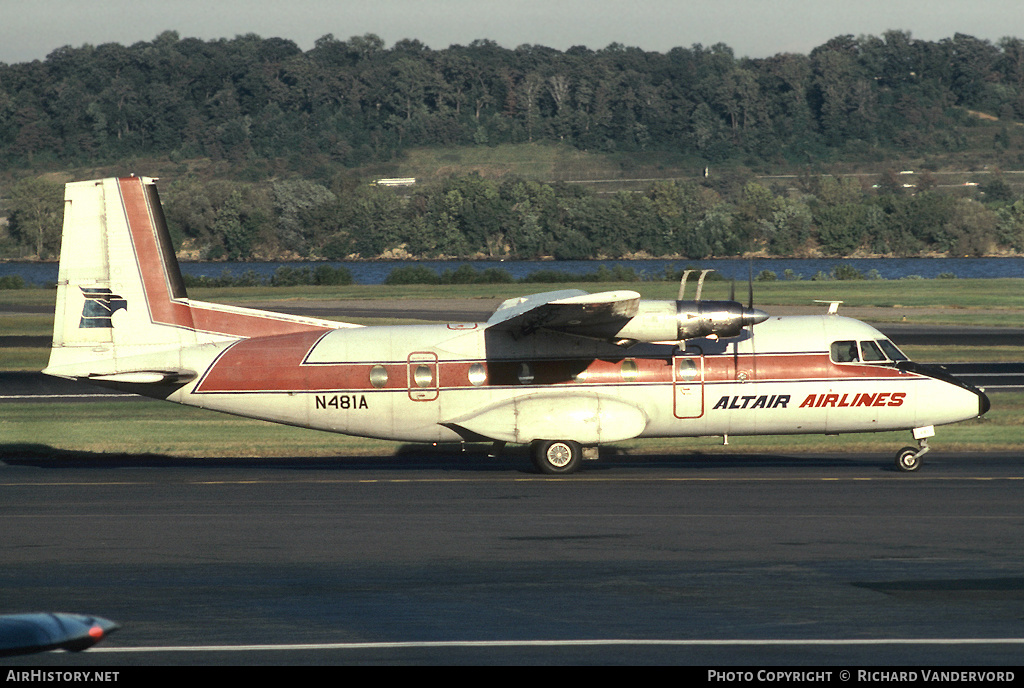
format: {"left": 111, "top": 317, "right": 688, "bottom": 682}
{"left": 673, "top": 352, "right": 705, "bottom": 419}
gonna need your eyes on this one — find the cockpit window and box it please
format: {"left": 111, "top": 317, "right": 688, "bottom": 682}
{"left": 832, "top": 338, "right": 909, "bottom": 364}
{"left": 876, "top": 339, "right": 908, "bottom": 361}
{"left": 830, "top": 340, "right": 859, "bottom": 363}
{"left": 860, "top": 340, "right": 887, "bottom": 362}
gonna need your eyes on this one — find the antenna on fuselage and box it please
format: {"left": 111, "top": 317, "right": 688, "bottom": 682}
{"left": 814, "top": 300, "right": 843, "bottom": 315}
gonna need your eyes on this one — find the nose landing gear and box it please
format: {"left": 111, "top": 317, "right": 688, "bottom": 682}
{"left": 895, "top": 438, "right": 930, "bottom": 472}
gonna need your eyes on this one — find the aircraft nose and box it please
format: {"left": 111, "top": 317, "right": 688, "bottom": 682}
{"left": 977, "top": 388, "right": 991, "bottom": 417}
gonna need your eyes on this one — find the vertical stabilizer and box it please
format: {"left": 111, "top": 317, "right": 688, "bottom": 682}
{"left": 45, "top": 176, "right": 348, "bottom": 381}
{"left": 46, "top": 177, "right": 201, "bottom": 378}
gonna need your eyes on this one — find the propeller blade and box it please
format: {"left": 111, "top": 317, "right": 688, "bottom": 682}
{"left": 677, "top": 269, "right": 693, "bottom": 301}
{"left": 695, "top": 269, "right": 712, "bottom": 302}
{"left": 748, "top": 261, "right": 754, "bottom": 309}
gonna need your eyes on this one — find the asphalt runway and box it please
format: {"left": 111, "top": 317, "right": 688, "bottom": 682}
{"left": 2, "top": 448, "right": 1024, "bottom": 666}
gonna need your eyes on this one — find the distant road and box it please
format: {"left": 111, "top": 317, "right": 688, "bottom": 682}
{"left": 559, "top": 168, "right": 1024, "bottom": 192}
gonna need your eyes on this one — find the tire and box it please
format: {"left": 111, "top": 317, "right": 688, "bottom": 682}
{"left": 895, "top": 446, "right": 922, "bottom": 472}
{"left": 531, "top": 440, "right": 582, "bottom": 475}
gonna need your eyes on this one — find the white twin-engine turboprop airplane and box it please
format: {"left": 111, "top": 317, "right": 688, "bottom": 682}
{"left": 43, "top": 177, "right": 990, "bottom": 474}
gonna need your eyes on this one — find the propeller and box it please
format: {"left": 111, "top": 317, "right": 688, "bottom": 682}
{"left": 677, "top": 269, "right": 693, "bottom": 301}
{"left": 747, "top": 260, "right": 758, "bottom": 381}
{"left": 677, "top": 267, "right": 730, "bottom": 303}
{"left": 747, "top": 260, "right": 755, "bottom": 311}
{"left": 694, "top": 269, "right": 712, "bottom": 301}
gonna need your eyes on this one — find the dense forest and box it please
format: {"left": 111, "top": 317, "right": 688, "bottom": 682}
{"left": 5, "top": 30, "right": 1024, "bottom": 262}
{"left": 8, "top": 29, "right": 1024, "bottom": 167}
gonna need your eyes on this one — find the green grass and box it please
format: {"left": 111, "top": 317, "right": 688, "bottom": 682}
{"left": 2, "top": 348, "right": 49, "bottom": 370}
{"left": 900, "top": 345, "right": 1023, "bottom": 363}
{"left": 0, "top": 402, "right": 395, "bottom": 458}
{"left": 213, "top": 277, "right": 1024, "bottom": 316}
{"left": 392, "top": 142, "right": 626, "bottom": 182}
{"left": 750, "top": 278, "right": 1024, "bottom": 310}
{"left": 0, "top": 313, "right": 52, "bottom": 336}
{"left": 3, "top": 277, "right": 1024, "bottom": 310}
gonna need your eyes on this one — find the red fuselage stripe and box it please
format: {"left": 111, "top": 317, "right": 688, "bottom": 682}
{"left": 194, "top": 334, "right": 912, "bottom": 394}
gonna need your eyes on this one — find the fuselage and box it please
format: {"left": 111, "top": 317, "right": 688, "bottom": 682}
{"left": 167, "top": 313, "right": 989, "bottom": 446}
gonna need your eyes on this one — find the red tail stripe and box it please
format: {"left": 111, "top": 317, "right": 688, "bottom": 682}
{"left": 118, "top": 177, "right": 330, "bottom": 338}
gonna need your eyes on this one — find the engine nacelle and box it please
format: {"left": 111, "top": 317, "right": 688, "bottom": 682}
{"left": 614, "top": 299, "right": 769, "bottom": 343}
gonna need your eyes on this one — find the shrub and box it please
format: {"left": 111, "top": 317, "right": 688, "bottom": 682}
{"left": 313, "top": 264, "right": 353, "bottom": 286}
{"left": 832, "top": 264, "right": 865, "bottom": 280}
{"left": 384, "top": 265, "right": 441, "bottom": 285}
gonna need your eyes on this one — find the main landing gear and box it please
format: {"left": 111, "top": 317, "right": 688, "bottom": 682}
{"left": 531, "top": 440, "right": 583, "bottom": 475}
{"left": 895, "top": 438, "right": 930, "bottom": 472}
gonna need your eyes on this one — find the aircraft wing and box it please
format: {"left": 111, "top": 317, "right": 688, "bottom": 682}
{"left": 486, "top": 289, "right": 641, "bottom": 339}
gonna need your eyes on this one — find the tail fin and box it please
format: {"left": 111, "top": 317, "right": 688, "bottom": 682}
{"left": 45, "top": 176, "right": 350, "bottom": 381}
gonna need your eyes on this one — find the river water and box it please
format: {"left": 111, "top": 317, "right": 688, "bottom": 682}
{"left": 3, "top": 256, "right": 1024, "bottom": 287}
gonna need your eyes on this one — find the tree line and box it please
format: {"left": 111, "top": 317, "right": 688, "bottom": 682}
{"left": 3, "top": 29, "right": 1024, "bottom": 169}
{"left": 6, "top": 29, "right": 1024, "bottom": 261}
{"left": 5, "top": 170, "right": 1024, "bottom": 261}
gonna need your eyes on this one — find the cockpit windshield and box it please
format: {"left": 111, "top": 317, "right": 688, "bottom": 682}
{"left": 860, "top": 340, "right": 887, "bottom": 362}
{"left": 876, "top": 338, "right": 909, "bottom": 361}
{"left": 830, "top": 338, "right": 909, "bottom": 364}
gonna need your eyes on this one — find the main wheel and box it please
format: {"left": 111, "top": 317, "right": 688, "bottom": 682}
{"left": 895, "top": 446, "right": 922, "bottom": 472}
{"left": 531, "top": 440, "right": 582, "bottom": 475}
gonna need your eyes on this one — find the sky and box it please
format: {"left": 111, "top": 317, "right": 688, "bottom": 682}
{"left": 2, "top": 0, "right": 1023, "bottom": 64}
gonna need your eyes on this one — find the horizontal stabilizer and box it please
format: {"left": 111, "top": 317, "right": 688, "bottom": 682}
{"left": 88, "top": 369, "right": 197, "bottom": 385}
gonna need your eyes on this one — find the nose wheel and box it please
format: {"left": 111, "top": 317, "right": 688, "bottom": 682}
{"left": 531, "top": 440, "right": 582, "bottom": 475}
{"left": 895, "top": 439, "right": 930, "bottom": 472}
